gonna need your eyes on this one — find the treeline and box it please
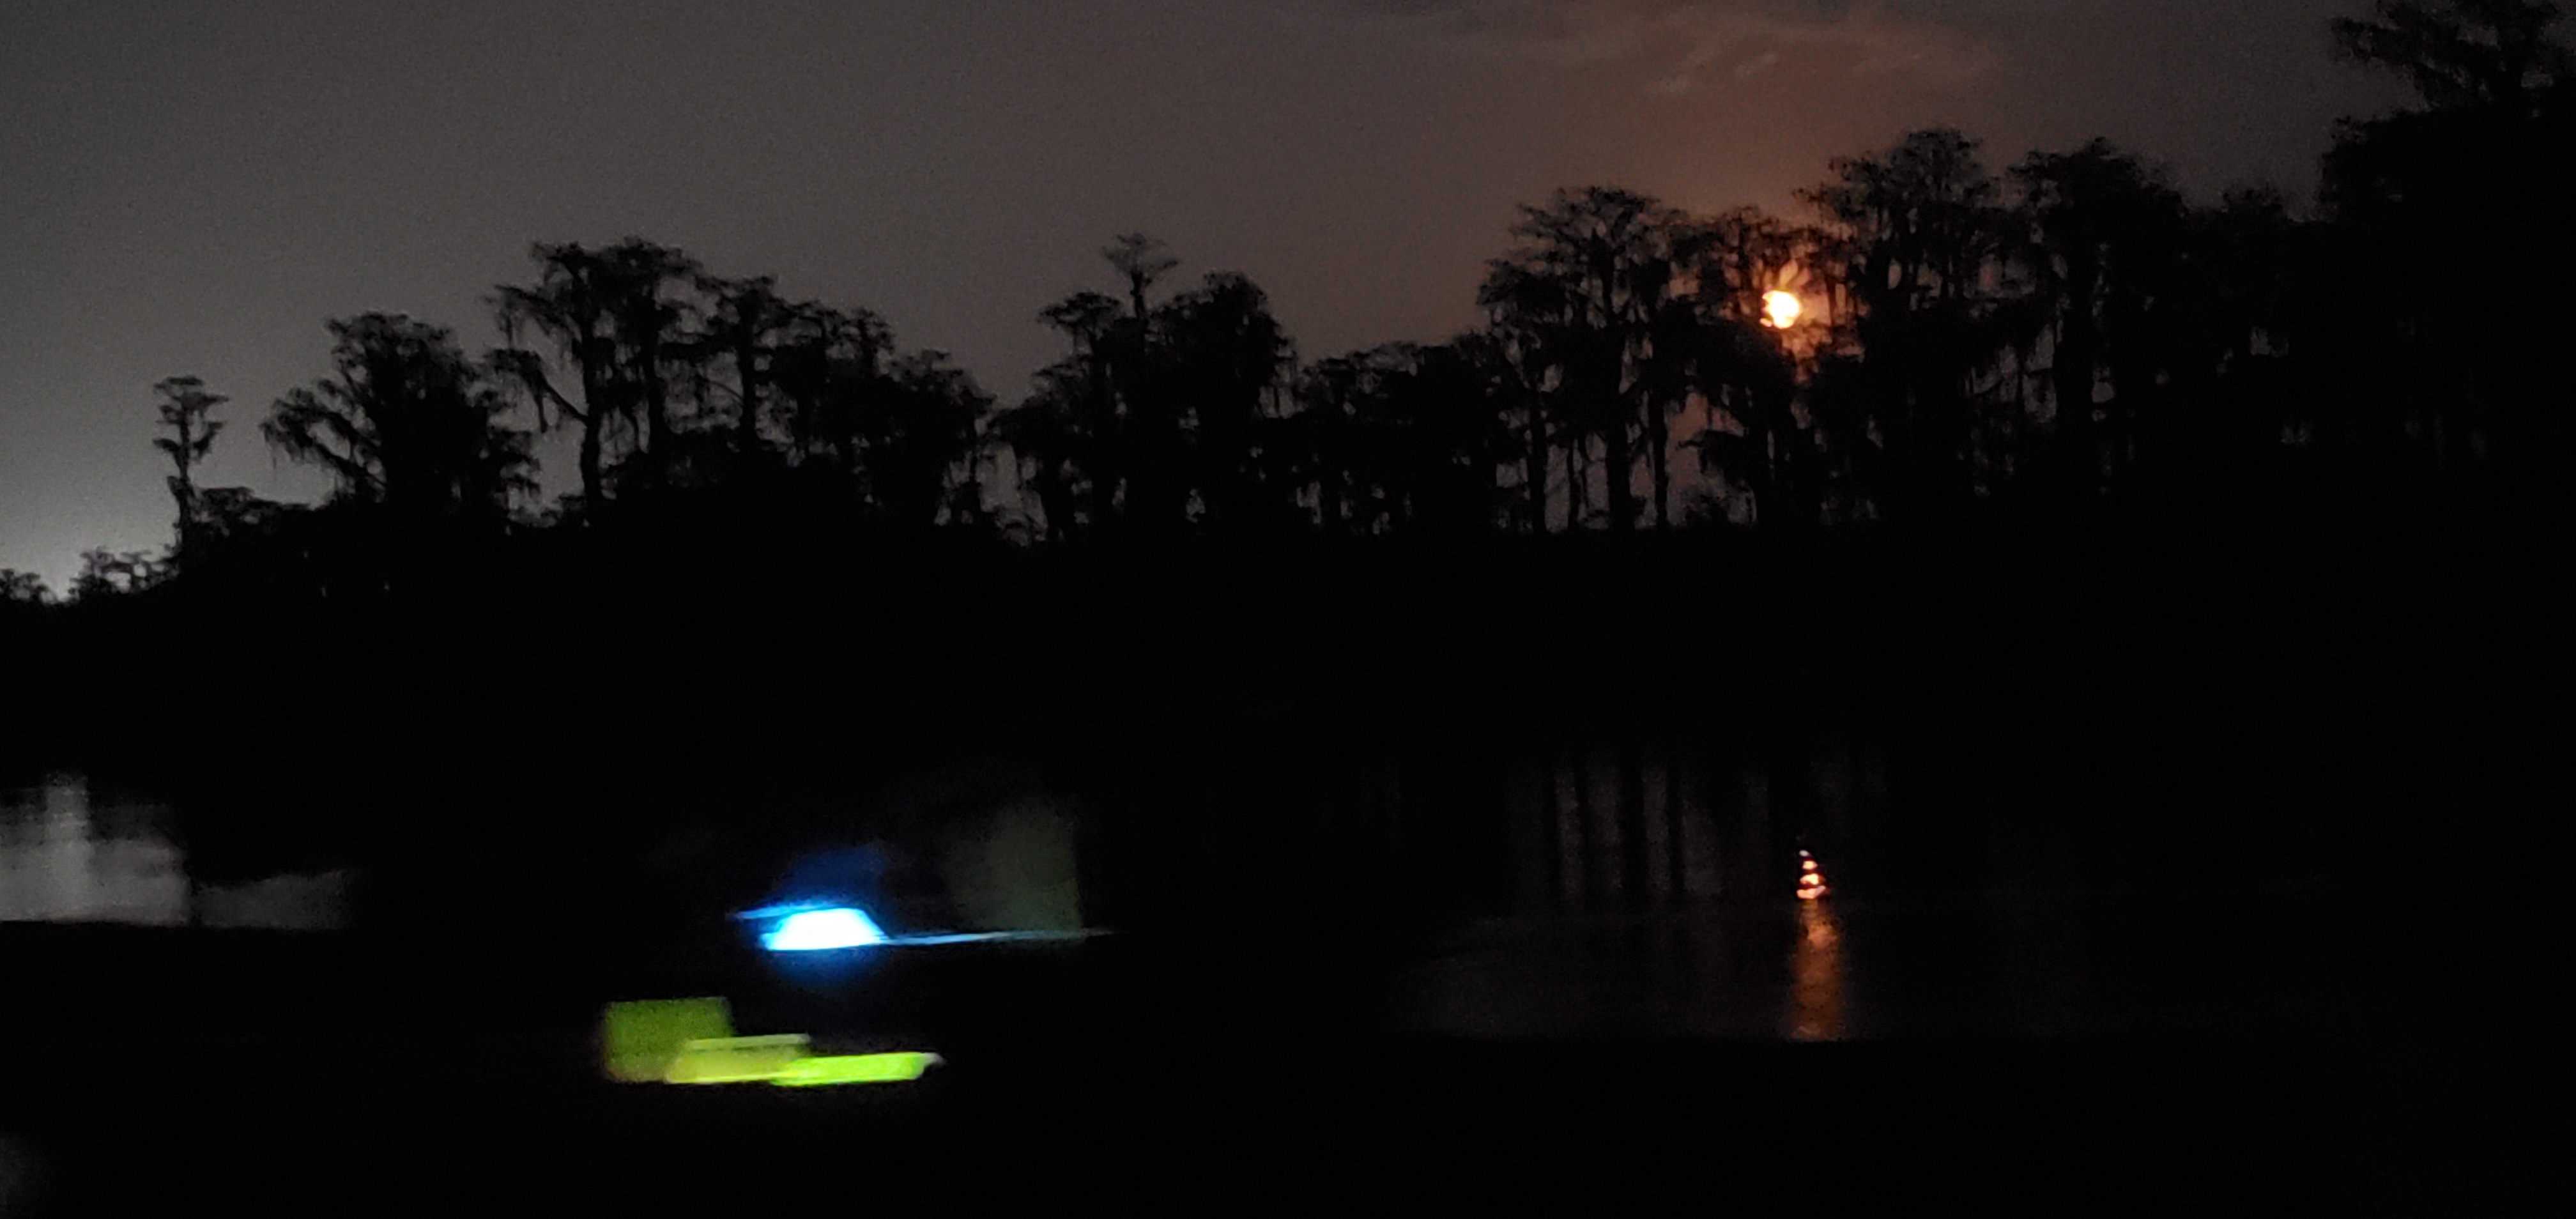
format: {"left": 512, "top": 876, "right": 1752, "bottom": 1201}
{"left": 0, "top": 3, "right": 2566, "bottom": 841}
{"left": 0, "top": 3, "right": 2563, "bottom": 618}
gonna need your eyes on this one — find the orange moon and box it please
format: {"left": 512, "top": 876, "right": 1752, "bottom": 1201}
{"left": 1762, "top": 291, "right": 1802, "bottom": 329}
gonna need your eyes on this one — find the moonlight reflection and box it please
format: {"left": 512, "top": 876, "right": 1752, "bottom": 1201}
{"left": 1784, "top": 898, "right": 1845, "bottom": 1042}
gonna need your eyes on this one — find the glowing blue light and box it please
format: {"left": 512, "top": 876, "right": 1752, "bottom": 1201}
{"left": 760, "top": 907, "right": 887, "bottom": 951}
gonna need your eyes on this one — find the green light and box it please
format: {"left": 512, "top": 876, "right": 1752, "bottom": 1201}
{"left": 772, "top": 1052, "right": 946, "bottom": 1087}
{"left": 601, "top": 997, "right": 944, "bottom": 1087}
{"left": 602, "top": 997, "right": 736, "bottom": 1084}
{"left": 664, "top": 1034, "right": 814, "bottom": 1084}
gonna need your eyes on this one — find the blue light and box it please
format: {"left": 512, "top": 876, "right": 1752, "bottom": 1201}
{"left": 760, "top": 907, "right": 887, "bottom": 951}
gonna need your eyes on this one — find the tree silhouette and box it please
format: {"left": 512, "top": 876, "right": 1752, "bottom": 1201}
{"left": 493, "top": 239, "right": 700, "bottom": 513}
{"left": 2333, "top": 0, "right": 2571, "bottom": 112}
{"left": 0, "top": 570, "right": 52, "bottom": 607}
{"left": 1290, "top": 348, "right": 1370, "bottom": 535}
{"left": 1294, "top": 338, "right": 1514, "bottom": 539}
{"left": 263, "top": 314, "right": 536, "bottom": 586}
{"left": 1017, "top": 289, "right": 1132, "bottom": 536}
{"left": 992, "top": 369, "right": 1092, "bottom": 544}
{"left": 2125, "top": 187, "right": 2312, "bottom": 501}
{"left": 1297, "top": 344, "right": 1415, "bottom": 537}
{"left": 1480, "top": 187, "right": 1698, "bottom": 532}
{"left": 2320, "top": 7, "right": 2576, "bottom": 491}
{"left": 1680, "top": 208, "right": 1816, "bottom": 528}
{"left": 1802, "top": 128, "right": 2011, "bottom": 520}
{"left": 1103, "top": 233, "right": 1179, "bottom": 321}
{"left": 2009, "top": 139, "right": 2189, "bottom": 502}
{"left": 999, "top": 243, "right": 1300, "bottom": 542}
{"left": 1154, "top": 272, "right": 1296, "bottom": 537}
{"left": 857, "top": 350, "right": 994, "bottom": 528}
{"left": 494, "top": 245, "right": 620, "bottom": 514}
{"left": 599, "top": 240, "right": 704, "bottom": 496}
{"left": 1384, "top": 337, "right": 1512, "bottom": 537}
{"left": 47, "top": 116, "right": 2536, "bottom": 569}
{"left": 70, "top": 548, "right": 166, "bottom": 601}
{"left": 769, "top": 302, "right": 894, "bottom": 479}
{"left": 1475, "top": 287, "right": 1558, "bottom": 535}
{"left": 151, "top": 376, "right": 227, "bottom": 564}
{"left": 179, "top": 486, "right": 302, "bottom": 596}
{"left": 2318, "top": 4, "right": 2576, "bottom": 492}
{"left": 686, "top": 273, "right": 796, "bottom": 466}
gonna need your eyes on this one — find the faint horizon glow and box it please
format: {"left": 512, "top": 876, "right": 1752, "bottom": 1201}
{"left": 761, "top": 906, "right": 886, "bottom": 951}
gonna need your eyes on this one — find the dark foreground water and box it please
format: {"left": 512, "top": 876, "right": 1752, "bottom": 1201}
{"left": 1, "top": 758, "right": 2398, "bottom": 1046}
{"left": 0, "top": 751, "right": 2527, "bottom": 1214}
{"left": 0, "top": 910, "right": 2516, "bottom": 1215}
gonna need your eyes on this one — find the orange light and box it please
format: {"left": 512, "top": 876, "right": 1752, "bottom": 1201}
{"left": 1761, "top": 291, "right": 1802, "bottom": 329}
{"left": 1802, "top": 860, "right": 1818, "bottom": 871}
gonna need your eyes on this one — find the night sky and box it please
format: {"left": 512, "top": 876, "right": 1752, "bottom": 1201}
{"left": 1, "top": 1, "right": 2403, "bottom": 588}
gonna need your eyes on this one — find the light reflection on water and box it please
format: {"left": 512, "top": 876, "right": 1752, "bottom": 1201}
{"left": 1392, "top": 907, "right": 1849, "bottom": 1041}
{"left": 1784, "top": 899, "right": 1843, "bottom": 1041}
{"left": 0, "top": 776, "right": 187, "bottom": 925}
{"left": 0, "top": 776, "right": 348, "bottom": 930}
{"left": 1390, "top": 888, "right": 2379, "bottom": 1045}
{"left": 3, "top": 753, "right": 2377, "bottom": 1045}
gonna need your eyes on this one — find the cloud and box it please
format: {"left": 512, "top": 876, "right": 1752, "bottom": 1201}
{"left": 1344, "top": 0, "right": 2016, "bottom": 93}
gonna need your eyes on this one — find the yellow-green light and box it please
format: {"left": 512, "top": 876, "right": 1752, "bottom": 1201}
{"left": 602, "top": 997, "right": 735, "bottom": 1084}
{"left": 600, "top": 997, "right": 944, "bottom": 1087}
{"left": 772, "top": 1052, "right": 945, "bottom": 1087}
{"left": 665, "top": 1034, "right": 813, "bottom": 1084}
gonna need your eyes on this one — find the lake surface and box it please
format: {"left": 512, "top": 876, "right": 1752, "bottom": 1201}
{"left": 0, "top": 738, "right": 2400, "bottom": 1048}
{"left": 0, "top": 775, "right": 350, "bottom": 930}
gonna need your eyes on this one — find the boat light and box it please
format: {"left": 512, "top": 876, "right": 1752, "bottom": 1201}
{"left": 760, "top": 907, "right": 887, "bottom": 951}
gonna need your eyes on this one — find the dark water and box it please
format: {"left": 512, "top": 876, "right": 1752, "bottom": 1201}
{"left": 1, "top": 732, "right": 2399, "bottom": 1048}
{"left": 0, "top": 776, "right": 349, "bottom": 930}
{"left": 2, "top": 739, "right": 2508, "bottom": 1215}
